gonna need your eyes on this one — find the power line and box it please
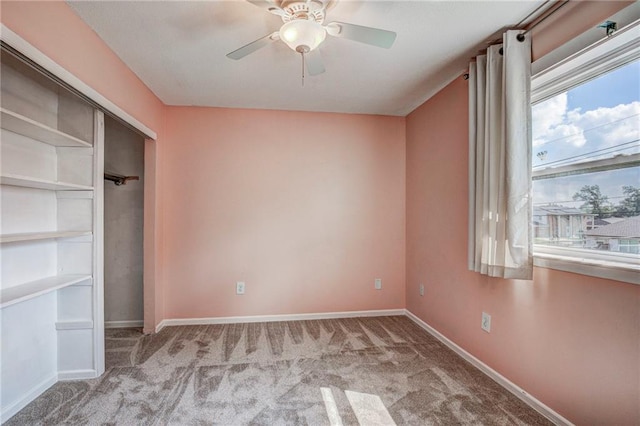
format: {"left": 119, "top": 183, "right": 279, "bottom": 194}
{"left": 532, "top": 139, "right": 640, "bottom": 169}
{"left": 534, "top": 144, "right": 639, "bottom": 169}
{"left": 533, "top": 194, "right": 630, "bottom": 205}
{"left": 533, "top": 112, "right": 640, "bottom": 148}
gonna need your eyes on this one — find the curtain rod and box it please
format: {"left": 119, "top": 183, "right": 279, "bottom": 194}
{"left": 466, "top": 0, "right": 571, "bottom": 63}
{"left": 515, "top": 0, "right": 553, "bottom": 28}
{"left": 489, "top": 1, "right": 572, "bottom": 45}
{"left": 522, "top": 0, "right": 571, "bottom": 36}
{"left": 463, "top": 0, "right": 570, "bottom": 79}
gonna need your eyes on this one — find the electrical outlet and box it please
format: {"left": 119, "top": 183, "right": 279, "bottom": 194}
{"left": 481, "top": 312, "right": 491, "bottom": 333}
{"left": 236, "top": 281, "right": 245, "bottom": 295}
{"left": 374, "top": 278, "right": 382, "bottom": 290}
{"left": 419, "top": 283, "right": 424, "bottom": 296}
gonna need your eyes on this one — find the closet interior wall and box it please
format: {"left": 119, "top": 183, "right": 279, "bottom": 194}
{"left": 104, "top": 116, "right": 144, "bottom": 327}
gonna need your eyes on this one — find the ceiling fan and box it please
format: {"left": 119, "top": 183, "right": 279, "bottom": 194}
{"left": 226, "top": 0, "right": 397, "bottom": 77}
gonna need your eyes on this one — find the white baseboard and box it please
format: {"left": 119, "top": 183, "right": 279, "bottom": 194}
{"left": 155, "top": 309, "right": 405, "bottom": 333}
{"left": 57, "top": 369, "right": 97, "bottom": 381}
{"left": 105, "top": 320, "right": 143, "bottom": 329}
{"left": 0, "top": 373, "right": 57, "bottom": 423}
{"left": 405, "top": 310, "right": 573, "bottom": 426}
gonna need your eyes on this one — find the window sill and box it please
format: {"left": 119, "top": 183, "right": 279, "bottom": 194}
{"left": 533, "top": 247, "right": 639, "bottom": 285}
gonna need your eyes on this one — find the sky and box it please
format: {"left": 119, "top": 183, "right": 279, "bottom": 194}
{"left": 532, "top": 59, "right": 640, "bottom": 210}
{"left": 566, "top": 61, "right": 640, "bottom": 111}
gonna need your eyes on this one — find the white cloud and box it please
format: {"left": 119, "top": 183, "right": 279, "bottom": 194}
{"left": 532, "top": 94, "right": 587, "bottom": 149}
{"left": 532, "top": 98, "right": 639, "bottom": 165}
{"left": 532, "top": 93, "right": 567, "bottom": 140}
{"left": 569, "top": 102, "right": 640, "bottom": 150}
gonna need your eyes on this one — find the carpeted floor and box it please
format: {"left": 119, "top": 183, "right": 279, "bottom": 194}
{"left": 7, "top": 316, "right": 552, "bottom": 425}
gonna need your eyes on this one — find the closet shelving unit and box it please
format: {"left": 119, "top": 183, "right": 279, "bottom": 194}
{"left": 1, "top": 49, "right": 104, "bottom": 417}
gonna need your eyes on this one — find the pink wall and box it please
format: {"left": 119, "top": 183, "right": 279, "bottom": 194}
{"left": 0, "top": 1, "right": 166, "bottom": 331}
{"left": 163, "top": 107, "right": 406, "bottom": 318}
{"left": 406, "top": 76, "right": 640, "bottom": 424}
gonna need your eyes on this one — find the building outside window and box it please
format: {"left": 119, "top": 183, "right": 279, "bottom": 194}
{"left": 584, "top": 216, "right": 640, "bottom": 253}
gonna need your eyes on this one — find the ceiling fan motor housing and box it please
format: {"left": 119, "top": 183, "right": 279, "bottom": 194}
{"left": 278, "top": 0, "right": 336, "bottom": 23}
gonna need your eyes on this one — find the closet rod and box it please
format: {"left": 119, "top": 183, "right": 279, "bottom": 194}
{"left": 104, "top": 172, "right": 139, "bottom": 186}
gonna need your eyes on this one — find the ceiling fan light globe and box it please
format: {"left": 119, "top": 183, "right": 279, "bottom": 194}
{"left": 282, "top": 27, "right": 298, "bottom": 43}
{"left": 279, "top": 20, "right": 326, "bottom": 52}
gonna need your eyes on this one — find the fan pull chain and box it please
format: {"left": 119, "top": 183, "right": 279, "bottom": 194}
{"left": 301, "top": 51, "right": 305, "bottom": 87}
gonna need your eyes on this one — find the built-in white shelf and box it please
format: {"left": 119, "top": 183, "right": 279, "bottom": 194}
{"left": 1, "top": 173, "right": 93, "bottom": 191}
{"left": 1, "top": 108, "right": 92, "bottom": 148}
{"left": 0, "top": 230, "right": 91, "bottom": 244}
{"left": 1, "top": 49, "right": 101, "bottom": 414}
{"left": 0, "top": 274, "right": 91, "bottom": 308}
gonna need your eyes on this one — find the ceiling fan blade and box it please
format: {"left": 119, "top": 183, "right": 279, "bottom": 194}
{"left": 325, "top": 22, "right": 396, "bottom": 49}
{"left": 306, "top": 49, "right": 325, "bottom": 76}
{"left": 246, "top": 0, "right": 285, "bottom": 16}
{"left": 226, "top": 32, "right": 279, "bottom": 60}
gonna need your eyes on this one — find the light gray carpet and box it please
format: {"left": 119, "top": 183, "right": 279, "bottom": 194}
{"left": 7, "top": 316, "right": 551, "bottom": 425}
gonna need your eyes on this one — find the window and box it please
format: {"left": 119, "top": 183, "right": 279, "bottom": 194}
{"left": 619, "top": 239, "right": 640, "bottom": 254}
{"left": 531, "top": 22, "right": 639, "bottom": 284}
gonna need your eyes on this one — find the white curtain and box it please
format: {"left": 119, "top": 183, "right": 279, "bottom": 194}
{"left": 468, "top": 30, "right": 533, "bottom": 280}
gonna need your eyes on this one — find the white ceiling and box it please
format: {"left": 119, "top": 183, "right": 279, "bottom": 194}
{"left": 67, "top": 0, "right": 545, "bottom": 116}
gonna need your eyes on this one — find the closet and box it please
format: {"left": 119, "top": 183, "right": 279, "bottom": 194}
{"left": 0, "top": 49, "right": 104, "bottom": 417}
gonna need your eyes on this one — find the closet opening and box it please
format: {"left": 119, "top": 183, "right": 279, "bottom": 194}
{"left": 103, "top": 116, "right": 145, "bottom": 352}
{"left": 103, "top": 116, "right": 146, "bottom": 366}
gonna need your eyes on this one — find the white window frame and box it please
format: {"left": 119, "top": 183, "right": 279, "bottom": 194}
{"left": 531, "top": 19, "right": 640, "bottom": 285}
